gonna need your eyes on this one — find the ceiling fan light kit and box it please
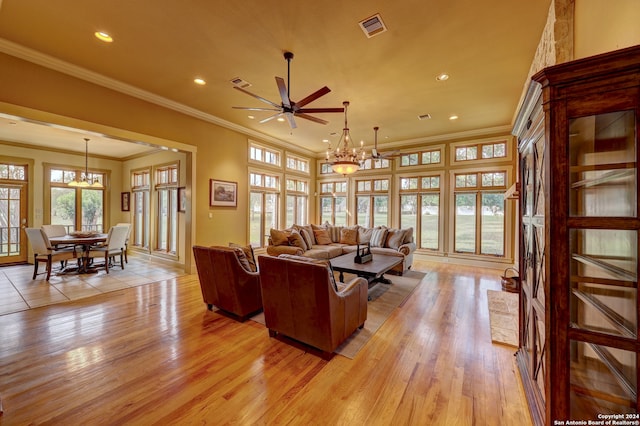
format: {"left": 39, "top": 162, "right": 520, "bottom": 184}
{"left": 326, "top": 101, "right": 366, "bottom": 176}
{"left": 232, "top": 51, "right": 344, "bottom": 129}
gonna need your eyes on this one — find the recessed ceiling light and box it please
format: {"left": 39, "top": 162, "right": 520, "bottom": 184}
{"left": 248, "top": 115, "right": 255, "bottom": 120}
{"left": 436, "top": 73, "right": 449, "bottom": 81}
{"left": 277, "top": 117, "right": 285, "bottom": 122}
{"left": 449, "top": 114, "right": 459, "bottom": 121}
{"left": 94, "top": 31, "right": 113, "bottom": 43}
{"left": 193, "top": 78, "right": 206, "bottom": 85}
{"left": 322, "top": 139, "right": 330, "bottom": 143}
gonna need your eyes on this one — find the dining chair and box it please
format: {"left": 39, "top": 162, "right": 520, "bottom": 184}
{"left": 25, "top": 228, "right": 78, "bottom": 281}
{"left": 115, "top": 223, "right": 132, "bottom": 263}
{"left": 85, "top": 225, "right": 129, "bottom": 273}
{"left": 41, "top": 224, "right": 75, "bottom": 249}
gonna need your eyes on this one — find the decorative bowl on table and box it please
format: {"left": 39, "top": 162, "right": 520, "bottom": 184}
{"left": 70, "top": 231, "right": 98, "bottom": 238}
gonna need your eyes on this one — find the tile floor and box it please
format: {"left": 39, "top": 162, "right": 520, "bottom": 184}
{"left": 0, "top": 256, "right": 188, "bottom": 316}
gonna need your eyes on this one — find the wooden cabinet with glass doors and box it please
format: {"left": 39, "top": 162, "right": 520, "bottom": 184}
{"left": 513, "top": 46, "right": 640, "bottom": 425}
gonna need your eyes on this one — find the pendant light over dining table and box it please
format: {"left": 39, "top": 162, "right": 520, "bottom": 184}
{"left": 68, "top": 137, "right": 103, "bottom": 188}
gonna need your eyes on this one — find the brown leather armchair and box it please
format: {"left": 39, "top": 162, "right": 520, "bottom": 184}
{"left": 258, "top": 255, "right": 368, "bottom": 357}
{"left": 192, "top": 246, "right": 262, "bottom": 321}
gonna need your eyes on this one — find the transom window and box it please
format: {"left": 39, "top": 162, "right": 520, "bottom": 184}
{"left": 249, "top": 142, "right": 281, "bottom": 166}
{"left": 360, "top": 158, "right": 390, "bottom": 170}
{"left": 455, "top": 141, "right": 506, "bottom": 162}
{"left": 286, "top": 154, "right": 309, "bottom": 174}
{"left": 0, "top": 164, "right": 26, "bottom": 180}
{"left": 400, "top": 148, "right": 442, "bottom": 167}
{"left": 455, "top": 172, "right": 506, "bottom": 189}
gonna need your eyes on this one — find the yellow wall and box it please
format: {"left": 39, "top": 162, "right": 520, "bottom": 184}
{"left": 574, "top": 0, "right": 640, "bottom": 58}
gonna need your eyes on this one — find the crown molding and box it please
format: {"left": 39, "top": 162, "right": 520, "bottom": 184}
{"left": 0, "top": 38, "right": 316, "bottom": 154}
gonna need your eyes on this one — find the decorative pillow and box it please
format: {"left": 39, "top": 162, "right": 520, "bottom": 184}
{"left": 278, "top": 254, "right": 338, "bottom": 291}
{"left": 294, "top": 224, "right": 316, "bottom": 246}
{"left": 232, "top": 247, "right": 253, "bottom": 272}
{"left": 370, "top": 227, "right": 388, "bottom": 248}
{"left": 358, "top": 227, "right": 373, "bottom": 244}
{"left": 270, "top": 228, "right": 290, "bottom": 246}
{"left": 327, "top": 225, "right": 343, "bottom": 243}
{"left": 403, "top": 227, "right": 414, "bottom": 244}
{"left": 386, "top": 228, "right": 406, "bottom": 249}
{"left": 340, "top": 228, "right": 358, "bottom": 245}
{"left": 313, "top": 228, "right": 333, "bottom": 245}
{"left": 229, "top": 242, "right": 257, "bottom": 272}
{"left": 299, "top": 228, "right": 314, "bottom": 249}
{"left": 287, "top": 230, "right": 308, "bottom": 251}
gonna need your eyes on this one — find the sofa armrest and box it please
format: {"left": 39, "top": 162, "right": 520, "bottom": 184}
{"left": 397, "top": 242, "right": 416, "bottom": 256}
{"left": 266, "top": 245, "right": 304, "bottom": 257}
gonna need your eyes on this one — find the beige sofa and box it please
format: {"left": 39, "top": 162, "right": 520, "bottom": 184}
{"left": 266, "top": 223, "right": 416, "bottom": 275}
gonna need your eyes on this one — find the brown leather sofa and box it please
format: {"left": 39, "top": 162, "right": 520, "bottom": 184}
{"left": 192, "top": 245, "right": 262, "bottom": 321}
{"left": 258, "top": 255, "right": 368, "bottom": 357}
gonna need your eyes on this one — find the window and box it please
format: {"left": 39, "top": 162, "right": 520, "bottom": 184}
{"left": 320, "top": 163, "right": 333, "bottom": 174}
{"left": 319, "top": 180, "right": 348, "bottom": 225}
{"left": 399, "top": 174, "right": 441, "bottom": 250}
{"left": 249, "top": 142, "right": 280, "bottom": 166}
{"left": 249, "top": 171, "right": 280, "bottom": 247}
{"left": 155, "top": 164, "right": 178, "bottom": 255}
{"left": 356, "top": 178, "right": 389, "bottom": 227}
{"left": 453, "top": 170, "right": 506, "bottom": 256}
{"left": 48, "top": 166, "right": 106, "bottom": 233}
{"left": 285, "top": 178, "right": 308, "bottom": 227}
{"left": 360, "top": 158, "right": 390, "bottom": 170}
{"left": 400, "top": 148, "right": 442, "bottom": 168}
{"left": 454, "top": 141, "right": 507, "bottom": 163}
{"left": 286, "top": 154, "right": 309, "bottom": 174}
{"left": 132, "top": 170, "right": 150, "bottom": 250}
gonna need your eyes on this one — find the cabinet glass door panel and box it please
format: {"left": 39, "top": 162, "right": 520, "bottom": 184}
{"left": 569, "top": 229, "right": 637, "bottom": 337}
{"left": 570, "top": 340, "right": 636, "bottom": 419}
{"left": 569, "top": 110, "right": 636, "bottom": 217}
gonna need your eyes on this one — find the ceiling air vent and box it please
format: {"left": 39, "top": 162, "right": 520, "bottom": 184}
{"left": 418, "top": 114, "right": 432, "bottom": 120}
{"left": 230, "top": 77, "right": 251, "bottom": 88}
{"left": 359, "top": 14, "right": 387, "bottom": 38}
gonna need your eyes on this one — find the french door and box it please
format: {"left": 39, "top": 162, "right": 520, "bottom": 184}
{"left": 0, "top": 182, "right": 28, "bottom": 264}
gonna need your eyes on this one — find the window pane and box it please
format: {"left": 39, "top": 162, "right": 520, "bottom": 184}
{"left": 334, "top": 197, "right": 347, "bottom": 225}
{"left": 265, "top": 193, "right": 278, "bottom": 233}
{"left": 296, "top": 196, "right": 307, "bottom": 224}
{"left": 431, "top": 151, "right": 441, "bottom": 163}
{"left": 51, "top": 187, "right": 75, "bottom": 231}
{"left": 170, "top": 189, "right": 177, "bottom": 253}
{"left": 133, "top": 191, "right": 149, "bottom": 249}
{"left": 249, "top": 192, "right": 262, "bottom": 247}
{"left": 81, "top": 188, "right": 103, "bottom": 232}
{"left": 455, "top": 193, "right": 476, "bottom": 252}
{"left": 357, "top": 196, "right": 370, "bottom": 227}
{"left": 482, "top": 145, "right": 494, "bottom": 158}
{"left": 286, "top": 195, "right": 295, "bottom": 228}
{"left": 481, "top": 193, "right": 504, "bottom": 255}
{"left": 421, "top": 194, "right": 439, "bottom": 250}
{"left": 494, "top": 143, "right": 506, "bottom": 157}
{"left": 157, "top": 189, "right": 169, "bottom": 250}
{"left": 400, "top": 194, "right": 417, "bottom": 230}
{"left": 373, "top": 196, "right": 388, "bottom": 227}
{"left": 320, "top": 197, "right": 333, "bottom": 224}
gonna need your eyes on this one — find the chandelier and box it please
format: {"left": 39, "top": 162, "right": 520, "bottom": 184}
{"left": 325, "top": 101, "right": 366, "bottom": 175}
{"left": 68, "top": 138, "right": 103, "bottom": 188}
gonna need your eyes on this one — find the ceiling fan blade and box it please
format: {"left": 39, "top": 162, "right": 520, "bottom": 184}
{"left": 295, "top": 113, "right": 328, "bottom": 125}
{"left": 275, "top": 77, "right": 291, "bottom": 108}
{"left": 233, "top": 86, "right": 281, "bottom": 109}
{"left": 232, "top": 106, "right": 281, "bottom": 111}
{"left": 297, "top": 107, "right": 345, "bottom": 114}
{"left": 259, "top": 113, "right": 282, "bottom": 124}
{"left": 284, "top": 112, "right": 297, "bottom": 129}
{"left": 295, "top": 86, "right": 331, "bottom": 108}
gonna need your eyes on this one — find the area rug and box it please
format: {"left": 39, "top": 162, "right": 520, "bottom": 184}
{"left": 250, "top": 270, "right": 425, "bottom": 359}
{"left": 487, "top": 289, "right": 519, "bottom": 347}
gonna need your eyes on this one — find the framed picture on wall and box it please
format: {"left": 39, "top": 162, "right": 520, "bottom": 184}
{"left": 121, "top": 192, "right": 130, "bottom": 212}
{"left": 210, "top": 179, "right": 237, "bottom": 207}
{"left": 178, "top": 187, "right": 186, "bottom": 212}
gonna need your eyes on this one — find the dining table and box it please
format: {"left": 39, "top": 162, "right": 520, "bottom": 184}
{"left": 49, "top": 233, "right": 108, "bottom": 274}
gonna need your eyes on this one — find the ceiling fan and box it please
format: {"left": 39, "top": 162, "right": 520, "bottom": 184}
{"left": 232, "top": 51, "right": 344, "bottom": 129}
{"left": 370, "top": 126, "right": 400, "bottom": 159}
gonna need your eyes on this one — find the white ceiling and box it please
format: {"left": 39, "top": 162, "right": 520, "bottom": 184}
{"left": 0, "top": 0, "right": 551, "bottom": 158}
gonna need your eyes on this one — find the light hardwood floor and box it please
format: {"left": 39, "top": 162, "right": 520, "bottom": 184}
{"left": 0, "top": 259, "right": 531, "bottom": 425}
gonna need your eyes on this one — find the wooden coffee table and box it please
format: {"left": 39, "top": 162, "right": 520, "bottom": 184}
{"left": 330, "top": 252, "right": 402, "bottom": 287}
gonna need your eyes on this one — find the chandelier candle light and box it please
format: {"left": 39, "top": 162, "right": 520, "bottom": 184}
{"left": 68, "top": 138, "right": 103, "bottom": 188}
{"left": 326, "top": 101, "right": 366, "bottom": 175}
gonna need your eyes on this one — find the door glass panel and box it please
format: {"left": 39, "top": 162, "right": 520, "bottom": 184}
{"left": 81, "top": 189, "right": 103, "bottom": 232}
{"left": 455, "top": 193, "right": 476, "bottom": 252}
{"left": 481, "top": 193, "right": 504, "bottom": 255}
{"left": 357, "top": 196, "right": 370, "bottom": 227}
{"left": 421, "top": 194, "right": 439, "bottom": 250}
{"left": 51, "top": 187, "right": 75, "bottom": 231}
{"left": 372, "top": 196, "right": 388, "bottom": 227}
